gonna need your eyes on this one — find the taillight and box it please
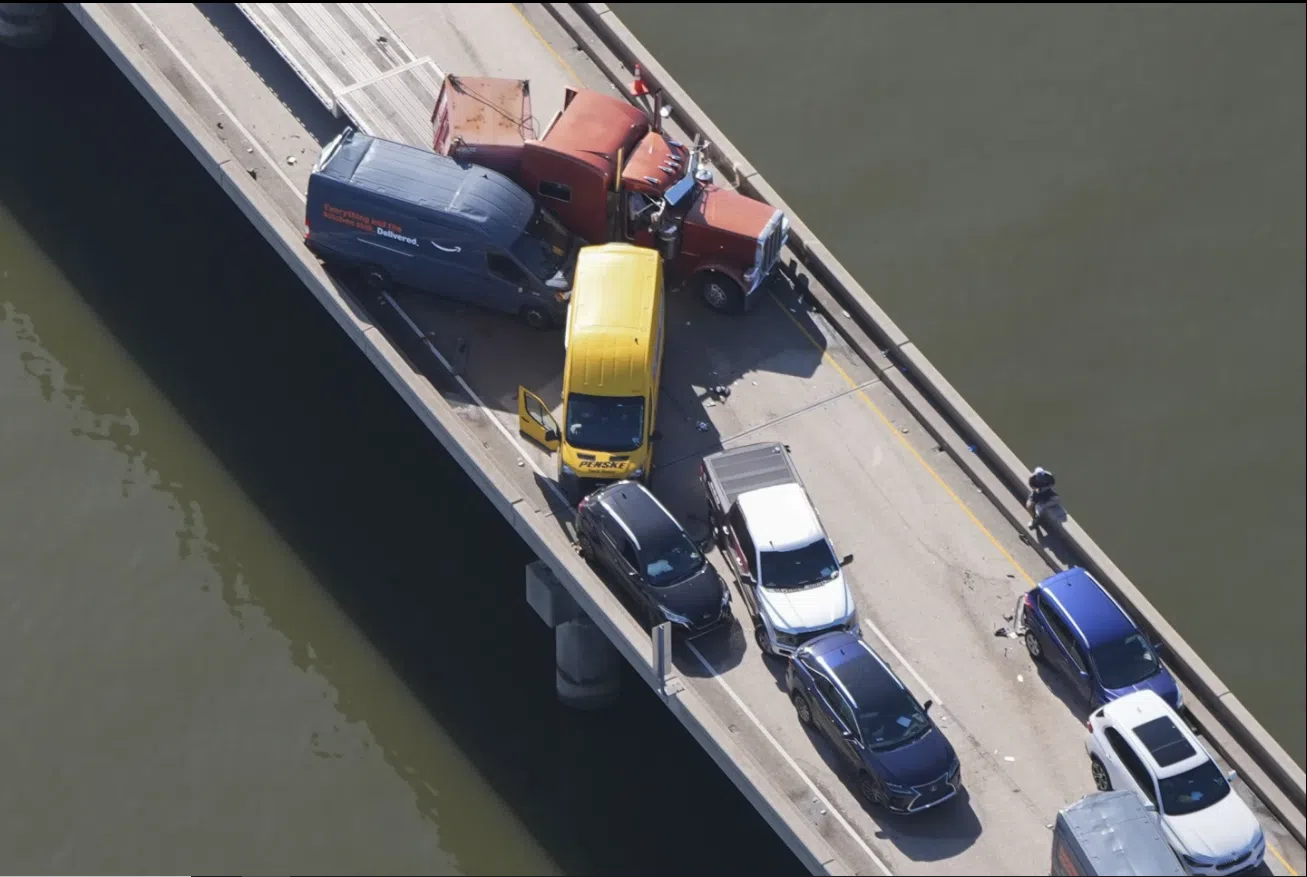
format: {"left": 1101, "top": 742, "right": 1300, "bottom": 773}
{"left": 1023, "top": 593, "right": 1035, "bottom": 611}
{"left": 1085, "top": 718, "right": 1094, "bottom": 731}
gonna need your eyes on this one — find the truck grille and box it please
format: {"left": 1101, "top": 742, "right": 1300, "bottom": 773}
{"left": 750, "top": 211, "right": 788, "bottom": 291}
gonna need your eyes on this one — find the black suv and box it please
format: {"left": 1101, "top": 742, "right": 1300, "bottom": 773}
{"left": 576, "top": 481, "right": 732, "bottom": 635}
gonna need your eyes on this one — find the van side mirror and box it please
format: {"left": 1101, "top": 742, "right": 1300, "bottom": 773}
{"left": 544, "top": 428, "right": 559, "bottom": 444}
{"left": 1143, "top": 801, "right": 1157, "bottom": 812}
{"left": 923, "top": 699, "right": 934, "bottom": 713}
{"left": 840, "top": 553, "right": 854, "bottom": 567}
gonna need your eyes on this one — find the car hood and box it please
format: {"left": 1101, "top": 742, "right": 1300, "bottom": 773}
{"left": 1162, "top": 790, "right": 1262, "bottom": 861}
{"left": 1105, "top": 669, "right": 1181, "bottom": 712}
{"left": 865, "top": 725, "right": 957, "bottom": 789}
{"left": 759, "top": 575, "right": 854, "bottom": 632}
{"left": 658, "top": 565, "right": 728, "bottom": 624}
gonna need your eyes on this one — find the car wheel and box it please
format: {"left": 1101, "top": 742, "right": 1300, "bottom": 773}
{"left": 1090, "top": 756, "right": 1111, "bottom": 792}
{"left": 520, "top": 304, "right": 553, "bottom": 331}
{"left": 754, "top": 624, "right": 773, "bottom": 656}
{"left": 859, "top": 771, "right": 888, "bottom": 806}
{"left": 696, "top": 271, "right": 745, "bottom": 315}
{"left": 1025, "top": 630, "right": 1044, "bottom": 662}
{"left": 577, "top": 534, "right": 595, "bottom": 564}
{"left": 792, "top": 691, "right": 814, "bottom": 727}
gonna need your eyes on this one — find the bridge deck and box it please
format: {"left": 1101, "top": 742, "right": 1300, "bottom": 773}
{"left": 79, "top": 3, "right": 1305, "bottom": 875}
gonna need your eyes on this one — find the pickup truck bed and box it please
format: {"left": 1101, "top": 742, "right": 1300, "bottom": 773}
{"left": 701, "top": 442, "right": 801, "bottom": 511}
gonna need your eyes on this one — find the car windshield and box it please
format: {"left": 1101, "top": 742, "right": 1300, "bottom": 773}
{"left": 564, "top": 393, "right": 645, "bottom": 453}
{"left": 1090, "top": 632, "right": 1161, "bottom": 689}
{"left": 640, "top": 529, "right": 705, "bottom": 588}
{"left": 510, "top": 207, "right": 574, "bottom": 281}
{"left": 1158, "top": 758, "right": 1232, "bottom": 816}
{"left": 856, "top": 691, "right": 931, "bottom": 752}
{"left": 759, "top": 539, "right": 840, "bottom": 590}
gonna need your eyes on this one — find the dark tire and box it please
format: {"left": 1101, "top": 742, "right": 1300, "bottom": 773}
{"left": 859, "top": 771, "right": 888, "bottom": 806}
{"left": 696, "top": 272, "right": 745, "bottom": 315}
{"left": 1090, "top": 756, "right": 1111, "bottom": 792}
{"left": 754, "top": 624, "right": 773, "bottom": 656}
{"left": 578, "top": 534, "right": 595, "bottom": 564}
{"left": 1025, "top": 630, "right": 1045, "bottom": 663}
{"left": 362, "top": 264, "right": 390, "bottom": 292}
{"left": 520, "top": 304, "right": 553, "bottom": 331}
{"left": 792, "top": 691, "right": 814, "bottom": 727}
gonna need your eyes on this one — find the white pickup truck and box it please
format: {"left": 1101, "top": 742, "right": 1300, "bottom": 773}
{"left": 699, "top": 442, "right": 859, "bottom": 657}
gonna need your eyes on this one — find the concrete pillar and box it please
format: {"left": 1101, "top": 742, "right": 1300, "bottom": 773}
{"left": 525, "top": 560, "right": 619, "bottom": 710}
{"left": 0, "top": 4, "right": 56, "bottom": 50}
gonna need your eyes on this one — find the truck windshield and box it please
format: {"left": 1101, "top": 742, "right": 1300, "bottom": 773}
{"left": 511, "top": 207, "right": 574, "bottom": 281}
{"left": 1158, "top": 759, "right": 1232, "bottom": 816}
{"left": 1090, "top": 632, "right": 1161, "bottom": 689}
{"left": 564, "top": 393, "right": 645, "bottom": 453}
{"left": 759, "top": 539, "right": 840, "bottom": 590}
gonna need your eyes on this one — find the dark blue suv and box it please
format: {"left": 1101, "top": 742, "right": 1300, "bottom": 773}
{"left": 787, "top": 631, "right": 962, "bottom": 812}
{"left": 1021, "top": 568, "right": 1181, "bottom": 712}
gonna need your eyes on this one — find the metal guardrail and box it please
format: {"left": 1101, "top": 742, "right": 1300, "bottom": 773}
{"left": 554, "top": 0, "right": 1306, "bottom": 843}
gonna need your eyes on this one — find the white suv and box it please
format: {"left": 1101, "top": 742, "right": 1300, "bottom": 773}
{"left": 1084, "top": 690, "right": 1265, "bottom": 875}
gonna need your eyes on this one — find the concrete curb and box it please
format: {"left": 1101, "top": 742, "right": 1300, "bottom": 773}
{"left": 65, "top": 4, "right": 850, "bottom": 872}
{"left": 553, "top": 0, "right": 1306, "bottom": 841}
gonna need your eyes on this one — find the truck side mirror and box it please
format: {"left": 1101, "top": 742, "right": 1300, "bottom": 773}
{"left": 840, "top": 553, "right": 854, "bottom": 567}
{"left": 923, "top": 699, "right": 934, "bottom": 713}
{"left": 544, "top": 427, "right": 559, "bottom": 444}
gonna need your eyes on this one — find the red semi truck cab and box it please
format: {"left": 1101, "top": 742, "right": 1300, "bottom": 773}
{"left": 432, "top": 75, "right": 788, "bottom": 315}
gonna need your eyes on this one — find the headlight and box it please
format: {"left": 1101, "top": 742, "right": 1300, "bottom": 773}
{"left": 883, "top": 781, "right": 914, "bottom": 795}
{"left": 721, "top": 589, "right": 732, "bottom": 606}
{"left": 560, "top": 463, "right": 575, "bottom": 477}
{"left": 661, "top": 607, "right": 691, "bottom": 626}
{"left": 630, "top": 467, "right": 645, "bottom": 479}
{"left": 845, "top": 617, "right": 861, "bottom": 637}
{"left": 1179, "top": 853, "right": 1203, "bottom": 868}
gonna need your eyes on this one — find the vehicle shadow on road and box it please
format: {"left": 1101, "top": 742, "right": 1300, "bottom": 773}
{"left": 195, "top": 2, "right": 345, "bottom": 146}
{"left": 1031, "top": 659, "right": 1094, "bottom": 724}
{"left": 794, "top": 723, "right": 983, "bottom": 862}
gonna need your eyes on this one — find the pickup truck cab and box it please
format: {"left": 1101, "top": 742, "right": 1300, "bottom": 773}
{"left": 700, "top": 442, "right": 858, "bottom": 657}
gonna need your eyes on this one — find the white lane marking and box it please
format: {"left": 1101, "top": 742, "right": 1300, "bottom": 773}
{"left": 130, "top": 4, "right": 306, "bottom": 204}
{"left": 132, "top": 9, "right": 912, "bottom": 873}
{"left": 686, "top": 641, "right": 893, "bottom": 877}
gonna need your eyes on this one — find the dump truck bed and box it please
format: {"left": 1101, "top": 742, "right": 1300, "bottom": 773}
{"left": 701, "top": 442, "right": 802, "bottom": 510}
{"left": 431, "top": 75, "right": 534, "bottom": 178}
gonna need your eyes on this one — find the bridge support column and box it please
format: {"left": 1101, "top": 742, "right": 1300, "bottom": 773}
{"left": 525, "top": 560, "right": 619, "bottom": 711}
{"left": 0, "top": 4, "right": 56, "bottom": 49}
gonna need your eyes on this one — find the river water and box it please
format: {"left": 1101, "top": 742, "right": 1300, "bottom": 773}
{"left": 0, "top": 15, "right": 802, "bottom": 876}
{"left": 614, "top": 2, "right": 1306, "bottom": 766}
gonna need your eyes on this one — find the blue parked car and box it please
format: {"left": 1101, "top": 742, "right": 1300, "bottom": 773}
{"left": 787, "top": 631, "right": 962, "bottom": 812}
{"left": 1021, "top": 568, "right": 1182, "bottom": 712}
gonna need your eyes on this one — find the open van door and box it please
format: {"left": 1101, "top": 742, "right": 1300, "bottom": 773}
{"left": 518, "top": 387, "right": 561, "bottom": 451}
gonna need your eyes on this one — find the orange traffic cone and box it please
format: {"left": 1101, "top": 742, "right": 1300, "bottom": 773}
{"left": 630, "top": 64, "right": 650, "bottom": 97}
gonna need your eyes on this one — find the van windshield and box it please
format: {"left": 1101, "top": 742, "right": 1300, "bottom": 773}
{"left": 565, "top": 393, "right": 645, "bottom": 453}
{"left": 512, "top": 207, "right": 574, "bottom": 281}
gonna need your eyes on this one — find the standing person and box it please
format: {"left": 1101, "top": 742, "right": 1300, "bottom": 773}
{"left": 1026, "top": 466, "right": 1057, "bottom": 530}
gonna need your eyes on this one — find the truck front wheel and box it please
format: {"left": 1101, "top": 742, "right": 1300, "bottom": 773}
{"left": 696, "top": 272, "right": 745, "bottom": 315}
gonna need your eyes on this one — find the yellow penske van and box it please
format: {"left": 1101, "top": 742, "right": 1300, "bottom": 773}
{"left": 518, "top": 243, "right": 665, "bottom": 504}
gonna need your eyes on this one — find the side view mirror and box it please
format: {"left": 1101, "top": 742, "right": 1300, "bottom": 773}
{"left": 1079, "top": 670, "right": 1091, "bottom": 681}
{"left": 741, "top": 571, "right": 756, "bottom": 586}
{"left": 840, "top": 553, "right": 854, "bottom": 567}
{"left": 1143, "top": 801, "right": 1157, "bottom": 813}
{"left": 1226, "top": 770, "right": 1238, "bottom": 784}
{"left": 650, "top": 430, "right": 663, "bottom": 441}
{"left": 544, "top": 428, "right": 559, "bottom": 444}
{"left": 923, "top": 699, "right": 934, "bottom": 713}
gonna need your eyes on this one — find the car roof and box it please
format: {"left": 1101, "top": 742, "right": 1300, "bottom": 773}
{"left": 595, "top": 481, "right": 682, "bottom": 549}
{"left": 1103, "top": 691, "right": 1209, "bottom": 779}
{"left": 737, "top": 483, "right": 824, "bottom": 551}
{"left": 1040, "top": 568, "right": 1137, "bottom": 647}
{"left": 807, "top": 634, "right": 909, "bottom": 710}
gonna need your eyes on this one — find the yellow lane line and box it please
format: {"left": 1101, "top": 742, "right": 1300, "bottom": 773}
{"left": 768, "top": 290, "right": 1037, "bottom": 587}
{"left": 508, "top": 3, "right": 582, "bottom": 85}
